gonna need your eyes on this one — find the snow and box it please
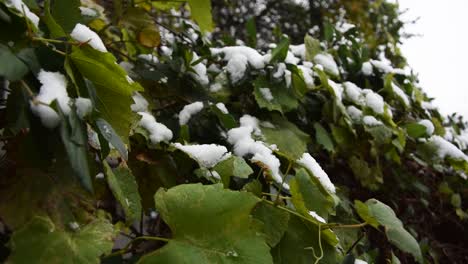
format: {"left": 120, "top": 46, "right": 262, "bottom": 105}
{"left": 284, "top": 69, "right": 292, "bottom": 88}
{"left": 227, "top": 115, "right": 285, "bottom": 188}
{"left": 225, "top": 53, "right": 248, "bottom": 83}
{"left": 138, "top": 112, "right": 173, "bottom": 144}
{"left": 30, "top": 70, "right": 70, "bottom": 129}
{"left": 421, "top": 101, "right": 437, "bottom": 110}
{"left": 370, "top": 59, "right": 393, "bottom": 73}
{"left": 5, "top": 0, "right": 39, "bottom": 28}
{"left": 131, "top": 92, "right": 149, "bottom": 112}
{"left": 355, "top": 260, "right": 368, "bottom": 264}
{"left": 273, "top": 63, "right": 286, "bottom": 79}
{"left": 211, "top": 46, "right": 266, "bottom": 69}
{"left": 391, "top": 82, "right": 410, "bottom": 106}
{"left": 336, "top": 22, "right": 355, "bottom": 33}
{"left": 289, "top": 44, "right": 306, "bottom": 60}
{"left": 70, "top": 24, "right": 107, "bottom": 52}
{"left": 285, "top": 51, "right": 301, "bottom": 65}
{"left": 95, "top": 172, "right": 104, "bottom": 179}
{"left": 79, "top": 7, "right": 97, "bottom": 16}
{"left": 138, "top": 54, "right": 158, "bottom": 63}
{"left": 215, "top": 102, "right": 229, "bottom": 114}
{"left": 309, "top": 211, "right": 326, "bottom": 223}
{"left": 259, "top": 88, "right": 274, "bottom": 101}
{"left": 361, "top": 61, "right": 373, "bottom": 76}
{"left": 209, "top": 83, "right": 223, "bottom": 92}
{"left": 328, "top": 80, "right": 343, "bottom": 102}
{"left": 343, "top": 82, "right": 364, "bottom": 105}
{"left": 429, "top": 135, "right": 468, "bottom": 162}
{"left": 297, "top": 153, "right": 336, "bottom": 194}
{"left": 75, "top": 97, "right": 92, "bottom": 118}
{"left": 313, "top": 53, "right": 339, "bottom": 76}
{"left": 190, "top": 52, "right": 209, "bottom": 85}
{"left": 364, "top": 90, "right": 385, "bottom": 115}
{"left": 298, "top": 66, "right": 314, "bottom": 88}
{"left": 363, "top": 115, "right": 383, "bottom": 126}
{"left": 346, "top": 106, "right": 363, "bottom": 121}
{"left": 418, "top": 119, "right": 434, "bottom": 135}
{"left": 179, "top": 101, "right": 204, "bottom": 125}
{"left": 173, "top": 143, "right": 231, "bottom": 168}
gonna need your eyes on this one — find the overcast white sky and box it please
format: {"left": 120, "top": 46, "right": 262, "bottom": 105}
{"left": 398, "top": 0, "right": 468, "bottom": 117}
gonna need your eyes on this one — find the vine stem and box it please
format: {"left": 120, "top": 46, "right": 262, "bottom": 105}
{"left": 104, "top": 235, "right": 170, "bottom": 258}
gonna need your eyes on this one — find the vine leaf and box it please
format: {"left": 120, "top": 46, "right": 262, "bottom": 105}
{"left": 70, "top": 46, "right": 142, "bottom": 143}
{"left": 95, "top": 118, "right": 128, "bottom": 161}
{"left": 187, "top": 0, "right": 213, "bottom": 33}
{"left": 213, "top": 155, "right": 253, "bottom": 187}
{"left": 261, "top": 116, "right": 310, "bottom": 160}
{"left": 271, "top": 215, "right": 338, "bottom": 264}
{"left": 0, "top": 44, "right": 29, "bottom": 81}
{"left": 253, "top": 76, "right": 298, "bottom": 113}
{"left": 355, "top": 199, "right": 423, "bottom": 263}
{"left": 137, "top": 184, "right": 272, "bottom": 264}
{"left": 104, "top": 161, "right": 142, "bottom": 223}
{"left": 252, "top": 201, "right": 290, "bottom": 247}
{"left": 7, "top": 216, "right": 116, "bottom": 264}
{"left": 269, "top": 36, "right": 289, "bottom": 63}
{"left": 314, "top": 123, "right": 335, "bottom": 153}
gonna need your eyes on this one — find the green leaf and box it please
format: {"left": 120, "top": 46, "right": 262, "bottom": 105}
{"left": 8, "top": 216, "right": 116, "bottom": 264}
{"left": 0, "top": 44, "right": 29, "bottom": 81}
{"left": 305, "top": 34, "right": 321, "bottom": 61}
{"left": 272, "top": 215, "right": 338, "bottom": 264}
{"left": 261, "top": 115, "right": 310, "bottom": 160}
{"left": 43, "top": 0, "right": 66, "bottom": 38}
{"left": 314, "top": 123, "right": 334, "bottom": 152}
{"left": 58, "top": 104, "right": 93, "bottom": 192}
{"left": 104, "top": 162, "right": 142, "bottom": 223}
{"left": 253, "top": 75, "right": 298, "bottom": 113}
{"left": 213, "top": 155, "right": 254, "bottom": 187}
{"left": 95, "top": 118, "right": 128, "bottom": 161}
{"left": 290, "top": 168, "right": 334, "bottom": 218}
{"left": 70, "top": 46, "right": 142, "bottom": 143}
{"left": 187, "top": 0, "right": 213, "bottom": 33}
{"left": 270, "top": 36, "right": 289, "bottom": 63}
{"left": 353, "top": 200, "right": 379, "bottom": 228}
{"left": 246, "top": 17, "right": 257, "bottom": 48}
{"left": 355, "top": 199, "right": 423, "bottom": 263}
{"left": 50, "top": 0, "right": 81, "bottom": 33}
{"left": 252, "top": 201, "right": 290, "bottom": 247}
{"left": 405, "top": 123, "right": 427, "bottom": 138}
{"left": 138, "top": 184, "right": 272, "bottom": 264}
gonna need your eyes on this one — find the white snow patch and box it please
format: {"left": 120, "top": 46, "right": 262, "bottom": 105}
{"left": 429, "top": 135, "right": 468, "bottom": 162}
{"left": 30, "top": 70, "right": 70, "bottom": 129}
{"left": 298, "top": 65, "right": 314, "bottom": 88}
{"left": 179, "top": 101, "right": 204, "bottom": 125}
{"left": 363, "top": 115, "right": 383, "bottom": 126}
{"left": 297, "top": 153, "right": 336, "bottom": 194}
{"left": 5, "top": 0, "right": 39, "bottom": 28}
{"left": 138, "top": 54, "right": 158, "bottom": 63}
{"left": 391, "top": 82, "right": 410, "bottom": 106}
{"left": 343, "top": 82, "right": 364, "bottom": 105}
{"left": 75, "top": 97, "right": 92, "bottom": 118}
{"left": 209, "top": 83, "right": 223, "bottom": 92}
{"left": 131, "top": 92, "right": 149, "bottom": 112}
{"left": 70, "top": 23, "right": 107, "bottom": 52}
{"left": 355, "top": 259, "right": 368, "bottom": 264}
{"left": 138, "top": 112, "right": 173, "bottom": 144}
{"left": 215, "top": 102, "right": 229, "bottom": 114}
{"left": 347, "top": 106, "right": 363, "bottom": 121}
{"left": 363, "top": 90, "right": 385, "bottom": 115}
{"left": 211, "top": 46, "right": 266, "bottom": 69}
{"left": 190, "top": 52, "right": 209, "bottom": 85}
{"left": 259, "top": 88, "right": 274, "bottom": 101}
{"left": 289, "top": 44, "right": 305, "bottom": 60}
{"left": 79, "top": 6, "right": 97, "bottom": 16}
{"left": 173, "top": 143, "right": 231, "bottom": 168}
{"left": 328, "top": 80, "right": 343, "bottom": 102}
{"left": 361, "top": 61, "right": 373, "bottom": 76}
{"left": 309, "top": 211, "right": 326, "bottom": 223}
{"left": 418, "top": 119, "right": 434, "bottom": 136}
{"left": 313, "top": 53, "right": 339, "bottom": 76}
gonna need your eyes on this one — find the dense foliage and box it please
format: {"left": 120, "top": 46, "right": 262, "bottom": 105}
{"left": 0, "top": 0, "right": 467, "bottom": 263}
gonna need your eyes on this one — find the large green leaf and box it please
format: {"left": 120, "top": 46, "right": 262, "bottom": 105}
{"left": 272, "top": 215, "right": 339, "bottom": 264}
{"left": 187, "top": 0, "right": 213, "bottom": 32}
{"left": 70, "top": 46, "right": 142, "bottom": 143}
{"left": 252, "top": 201, "right": 290, "bottom": 247}
{"left": 95, "top": 118, "right": 128, "bottom": 161}
{"left": 138, "top": 184, "right": 272, "bottom": 264}
{"left": 213, "top": 155, "right": 254, "bottom": 187}
{"left": 304, "top": 35, "right": 321, "bottom": 61}
{"left": 290, "top": 168, "right": 334, "bottom": 219}
{"left": 253, "top": 75, "right": 299, "bottom": 113}
{"left": 58, "top": 104, "right": 93, "bottom": 192}
{"left": 261, "top": 116, "right": 310, "bottom": 160}
{"left": 50, "top": 0, "right": 81, "bottom": 33}
{"left": 355, "top": 199, "right": 423, "bottom": 263}
{"left": 269, "top": 36, "right": 289, "bottom": 63}
{"left": 104, "top": 161, "right": 142, "bottom": 223}
{"left": 7, "top": 216, "right": 116, "bottom": 264}
{"left": 314, "top": 123, "right": 334, "bottom": 152}
{"left": 0, "top": 44, "right": 29, "bottom": 81}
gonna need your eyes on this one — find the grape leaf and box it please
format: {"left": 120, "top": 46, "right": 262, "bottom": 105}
{"left": 187, "top": 0, "right": 213, "bottom": 33}
{"left": 253, "top": 75, "right": 299, "bottom": 113}
{"left": 137, "top": 184, "right": 272, "bottom": 264}
{"left": 7, "top": 216, "right": 116, "bottom": 264}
